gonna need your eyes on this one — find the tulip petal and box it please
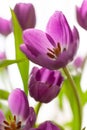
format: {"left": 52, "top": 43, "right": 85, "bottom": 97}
{"left": 76, "top": 6, "right": 87, "bottom": 29}
{"left": 23, "top": 29, "right": 55, "bottom": 52}
{"left": 67, "top": 26, "right": 79, "bottom": 60}
{"left": 24, "top": 107, "right": 36, "bottom": 130}
{"left": 8, "top": 88, "right": 29, "bottom": 120}
{"left": 46, "top": 11, "right": 73, "bottom": 45}
{"left": 76, "top": 0, "right": 87, "bottom": 30}
{"left": 80, "top": 0, "right": 87, "bottom": 16}
{"left": 14, "top": 3, "right": 36, "bottom": 30}
{"left": 0, "top": 17, "right": 12, "bottom": 36}
{"left": 37, "top": 121, "right": 60, "bottom": 130}
{"left": 73, "top": 56, "right": 83, "bottom": 68}
{"left": 0, "top": 110, "right": 5, "bottom": 123}
{"left": 20, "top": 11, "right": 79, "bottom": 70}
{"left": 29, "top": 67, "right": 64, "bottom": 103}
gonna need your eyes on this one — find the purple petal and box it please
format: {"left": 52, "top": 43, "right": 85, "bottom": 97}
{"left": 20, "top": 29, "right": 58, "bottom": 69}
{"left": 73, "top": 56, "right": 83, "bottom": 68}
{"left": 8, "top": 88, "right": 29, "bottom": 120}
{"left": 14, "top": 3, "right": 36, "bottom": 30}
{"left": 76, "top": 0, "right": 87, "bottom": 30}
{"left": 80, "top": 0, "right": 87, "bottom": 17}
{"left": 46, "top": 11, "right": 73, "bottom": 45}
{"left": 76, "top": 6, "right": 87, "bottom": 30}
{"left": 0, "top": 52, "right": 6, "bottom": 60}
{"left": 53, "top": 26, "right": 79, "bottom": 68}
{"left": 24, "top": 107, "right": 36, "bottom": 130}
{"left": 67, "top": 26, "right": 79, "bottom": 60}
{"left": 20, "top": 12, "right": 79, "bottom": 70}
{"left": 0, "top": 110, "right": 5, "bottom": 130}
{"left": 22, "top": 29, "right": 55, "bottom": 53}
{"left": 0, "top": 17, "right": 12, "bottom": 36}
{"left": 20, "top": 41, "right": 70, "bottom": 69}
{"left": 29, "top": 67, "right": 64, "bottom": 103}
{"left": 20, "top": 29, "right": 68, "bottom": 70}
{"left": 0, "top": 110, "right": 5, "bottom": 123}
{"left": 37, "top": 121, "right": 60, "bottom": 130}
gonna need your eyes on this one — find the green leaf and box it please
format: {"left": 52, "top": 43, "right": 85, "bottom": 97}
{"left": 11, "top": 9, "right": 29, "bottom": 95}
{"left": 82, "top": 127, "right": 86, "bottom": 130}
{"left": 62, "top": 78, "right": 80, "bottom": 130}
{"left": 58, "top": 72, "right": 87, "bottom": 130}
{"left": 0, "top": 59, "right": 26, "bottom": 68}
{"left": 58, "top": 87, "right": 64, "bottom": 109}
{"left": 59, "top": 74, "right": 87, "bottom": 109}
{"left": 73, "top": 75, "right": 87, "bottom": 106}
{"left": 0, "top": 102, "right": 12, "bottom": 119}
{"left": 64, "top": 121, "right": 73, "bottom": 128}
{"left": 0, "top": 89, "right": 9, "bottom": 100}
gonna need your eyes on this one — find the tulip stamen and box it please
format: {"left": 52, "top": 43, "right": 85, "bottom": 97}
{"left": 47, "top": 43, "right": 61, "bottom": 59}
{"left": 3, "top": 115, "right": 22, "bottom": 130}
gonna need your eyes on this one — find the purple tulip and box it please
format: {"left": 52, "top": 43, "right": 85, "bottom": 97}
{"left": 20, "top": 11, "right": 79, "bottom": 70}
{"left": 0, "top": 88, "right": 36, "bottom": 130}
{"left": 76, "top": 0, "right": 87, "bottom": 30}
{"left": 14, "top": 3, "right": 36, "bottom": 30}
{"left": 33, "top": 121, "right": 60, "bottom": 130}
{"left": 29, "top": 67, "right": 64, "bottom": 103}
{"left": 73, "top": 56, "right": 83, "bottom": 68}
{"left": 0, "top": 52, "right": 6, "bottom": 60}
{"left": 0, "top": 17, "right": 12, "bottom": 36}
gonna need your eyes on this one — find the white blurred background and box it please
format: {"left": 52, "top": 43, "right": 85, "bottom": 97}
{"left": 0, "top": 0, "right": 87, "bottom": 129}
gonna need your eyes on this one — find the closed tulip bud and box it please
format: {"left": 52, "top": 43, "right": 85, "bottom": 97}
{"left": 29, "top": 67, "right": 64, "bottom": 103}
{"left": 14, "top": 3, "right": 36, "bottom": 30}
{"left": 76, "top": 0, "right": 87, "bottom": 30}
{"left": 0, "top": 17, "right": 12, "bottom": 36}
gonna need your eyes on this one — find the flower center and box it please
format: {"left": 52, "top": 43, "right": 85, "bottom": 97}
{"left": 3, "top": 115, "right": 21, "bottom": 130}
{"left": 47, "top": 43, "right": 61, "bottom": 59}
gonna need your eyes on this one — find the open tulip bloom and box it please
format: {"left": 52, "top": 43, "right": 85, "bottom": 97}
{"left": 20, "top": 11, "right": 79, "bottom": 70}
{"left": 0, "top": 88, "right": 36, "bottom": 130}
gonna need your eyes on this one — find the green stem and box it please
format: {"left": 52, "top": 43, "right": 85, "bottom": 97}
{"left": 63, "top": 67, "right": 82, "bottom": 130}
{"left": 35, "top": 102, "right": 42, "bottom": 117}
{"left": 34, "top": 102, "right": 42, "bottom": 127}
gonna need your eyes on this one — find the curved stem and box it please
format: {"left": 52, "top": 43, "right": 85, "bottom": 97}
{"left": 63, "top": 67, "right": 82, "bottom": 130}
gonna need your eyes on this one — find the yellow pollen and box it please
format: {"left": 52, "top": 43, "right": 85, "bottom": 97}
{"left": 3, "top": 115, "right": 21, "bottom": 130}
{"left": 47, "top": 43, "right": 61, "bottom": 59}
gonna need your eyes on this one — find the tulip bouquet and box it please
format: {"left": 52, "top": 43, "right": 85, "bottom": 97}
{"left": 0, "top": 1, "right": 87, "bottom": 130}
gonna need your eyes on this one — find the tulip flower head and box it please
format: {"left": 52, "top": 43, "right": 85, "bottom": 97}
{"left": 0, "top": 52, "right": 6, "bottom": 60}
{"left": 29, "top": 67, "right": 64, "bottom": 103}
{"left": 73, "top": 56, "right": 83, "bottom": 68}
{"left": 14, "top": 3, "right": 36, "bottom": 30}
{"left": 76, "top": 0, "right": 87, "bottom": 30}
{"left": 0, "top": 17, "right": 12, "bottom": 36}
{"left": 20, "top": 11, "right": 79, "bottom": 70}
{"left": 0, "top": 88, "right": 36, "bottom": 130}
